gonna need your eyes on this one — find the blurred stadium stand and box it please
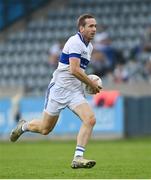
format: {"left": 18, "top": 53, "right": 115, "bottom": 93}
{"left": 0, "top": 0, "right": 151, "bottom": 96}
{"left": 0, "top": 0, "right": 50, "bottom": 30}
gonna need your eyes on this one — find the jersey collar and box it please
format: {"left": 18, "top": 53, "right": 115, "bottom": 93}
{"left": 77, "top": 32, "right": 89, "bottom": 47}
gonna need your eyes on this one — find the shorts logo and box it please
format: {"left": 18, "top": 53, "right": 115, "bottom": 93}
{"left": 82, "top": 51, "right": 87, "bottom": 55}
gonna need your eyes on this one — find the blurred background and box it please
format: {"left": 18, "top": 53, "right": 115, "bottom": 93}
{"left": 0, "top": 0, "right": 151, "bottom": 140}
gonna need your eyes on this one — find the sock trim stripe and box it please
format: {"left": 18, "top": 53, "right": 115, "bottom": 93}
{"left": 76, "top": 148, "right": 85, "bottom": 152}
{"left": 76, "top": 146, "right": 85, "bottom": 150}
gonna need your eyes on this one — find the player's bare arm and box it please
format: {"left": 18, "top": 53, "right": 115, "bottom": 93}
{"left": 69, "top": 57, "right": 100, "bottom": 94}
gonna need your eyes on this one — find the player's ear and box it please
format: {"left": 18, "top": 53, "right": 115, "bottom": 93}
{"left": 79, "top": 26, "right": 84, "bottom": 33}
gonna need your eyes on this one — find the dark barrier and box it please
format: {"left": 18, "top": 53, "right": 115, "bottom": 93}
{"left": 124, "top": 96, "right": 151, "bottom": 137}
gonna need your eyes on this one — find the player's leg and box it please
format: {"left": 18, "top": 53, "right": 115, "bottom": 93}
{"left": 10, "top": 82, "right": 62, "bottom": 142}
{"left": 70, "top": 101, "right": 96, "bottom": 168}
{"left": 24, "top": 112, "right": 59, "bottom": 135}
{"left": 10, "top": 111, "right": 59, "bottom": 142}
{"left": 73, "top": 102, "right": 96, "bottom": 148}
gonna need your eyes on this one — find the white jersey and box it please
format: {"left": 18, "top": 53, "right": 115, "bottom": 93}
{"left": 51, "top": 32, "right": 93, "bottom": 91}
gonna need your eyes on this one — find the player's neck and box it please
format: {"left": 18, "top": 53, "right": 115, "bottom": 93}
{"left": 83, "top": 36, "right": 90, "bottom": 44}
{"left": 78, "top": 32, "right": 90, "bottom": 46}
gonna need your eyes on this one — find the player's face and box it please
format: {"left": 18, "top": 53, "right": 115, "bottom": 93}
{"left": 81, "top": 18, "right": 97, "bottom": 42}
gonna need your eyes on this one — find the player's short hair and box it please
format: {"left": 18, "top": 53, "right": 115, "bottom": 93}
{"left": 77, "top": 14, "right": 95, "bottom": 31}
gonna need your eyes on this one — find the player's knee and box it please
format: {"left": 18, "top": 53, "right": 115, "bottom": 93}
{"left": 41, "top": 128, "right": 50, "bottom": 135}
{"left": 89, "top": 118, "right": 96, "bottom": 127}
{"left": 86, "top": 115, "right": 96, "bottom": 127}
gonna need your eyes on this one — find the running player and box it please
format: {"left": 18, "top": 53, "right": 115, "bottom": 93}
{"left": 10, "top": 14, "right": 101, "bottom": 169}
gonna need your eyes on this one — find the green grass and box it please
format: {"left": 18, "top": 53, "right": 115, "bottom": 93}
{"left": 0, "top": 137, "right": 151, "bottom": 179}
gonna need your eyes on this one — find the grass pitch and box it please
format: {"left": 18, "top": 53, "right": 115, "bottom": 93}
{"left": 0, "top": 137, "right": 151, "bottom": 179}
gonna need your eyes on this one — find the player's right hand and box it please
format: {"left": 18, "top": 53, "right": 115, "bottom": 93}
{"left": 90, "top": 80, "right": 102, "bottom": 94}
